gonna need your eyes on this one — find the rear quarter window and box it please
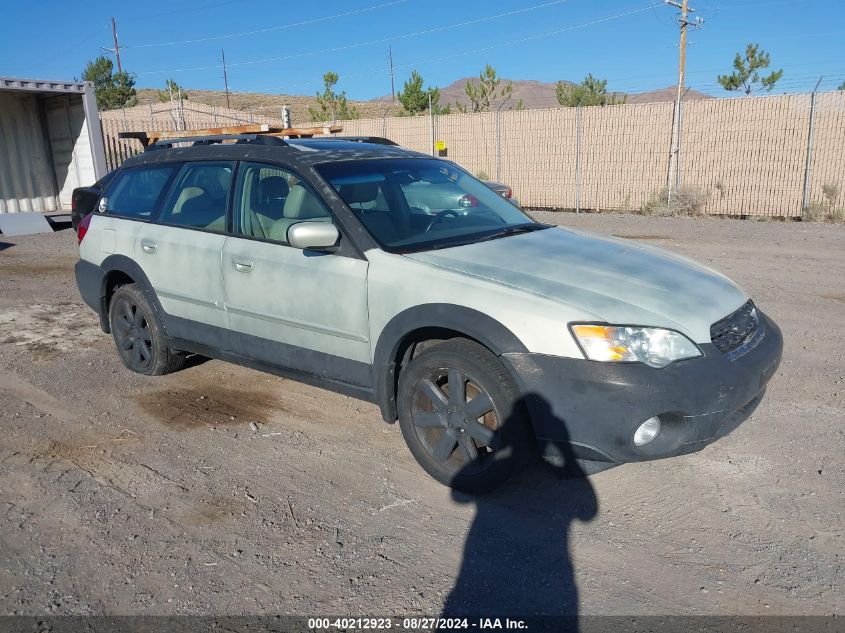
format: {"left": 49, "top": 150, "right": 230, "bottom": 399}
{"left": 103, "top": 165, "right": 177, "bottom": 219}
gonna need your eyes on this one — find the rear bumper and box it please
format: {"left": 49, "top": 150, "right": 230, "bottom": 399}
{"left": 75, "top": 259, "right": 108, "bottom": 332}
{"left": 502, "top": 312, "right": 783, "bottom": 464}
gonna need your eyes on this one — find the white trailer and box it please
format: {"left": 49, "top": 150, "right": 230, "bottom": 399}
{"left": 0, "top": 76, "right": 106, "bottom": 214}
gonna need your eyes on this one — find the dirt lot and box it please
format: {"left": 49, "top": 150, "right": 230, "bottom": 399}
{"left": 0, "top": 214, "right": 842, "bottom": 618}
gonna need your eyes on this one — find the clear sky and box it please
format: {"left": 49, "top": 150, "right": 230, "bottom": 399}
{"left": 3, "top": 0, "right": 843, "bottom": 100}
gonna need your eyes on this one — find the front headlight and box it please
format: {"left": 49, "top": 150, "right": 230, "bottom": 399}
{"left": 570, "top": 324, "right": 702, "bottom": 368}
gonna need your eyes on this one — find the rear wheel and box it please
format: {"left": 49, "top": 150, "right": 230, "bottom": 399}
{"left": 397, "top": 339, "right": 529, "bottom": 494}
{"left": 109, "top": 284, "right": 185, "bottom": 376}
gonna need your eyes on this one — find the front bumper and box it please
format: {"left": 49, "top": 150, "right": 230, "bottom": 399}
{"left": 501, "top": 312, "right": 783, "bottom": 464}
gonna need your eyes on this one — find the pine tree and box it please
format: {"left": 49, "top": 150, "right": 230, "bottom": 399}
{"left": 308, "top": 72, "right": 359, "bottom": 122}
{"left": 717, "top": 44, "right": 783, "bottom": 95}
{"left": 80, "top": 56, "right": 137, "bottom": 110}
{"left": 397, "top": 70, "right": 448, "bottom": 115}
{"left": 455, "top": 64, "right": 513, "bottom": 113}
{"left": 556, "top": 74, "right": 626, "bottom": 107}
{"left": 158, "top": 79, "right": 189, "bottom": 102}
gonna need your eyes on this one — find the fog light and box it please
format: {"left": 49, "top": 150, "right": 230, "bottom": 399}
{"left": 634, "top": 416, "right": 661, "bottom": 446}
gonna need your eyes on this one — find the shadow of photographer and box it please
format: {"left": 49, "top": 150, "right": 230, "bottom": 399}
{"left": 441, "top": 394, "right": 599, "bottom": 625}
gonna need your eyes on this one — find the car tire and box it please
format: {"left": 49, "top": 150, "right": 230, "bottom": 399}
{"left": 397, "top": 338, "right": 530, "bottom": 494}
{"left": 109, "top": 283, "right": 185, "bottom": 376}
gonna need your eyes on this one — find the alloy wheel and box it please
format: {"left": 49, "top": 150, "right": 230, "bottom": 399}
{"left": 113, "top": 297, "right": 153, "bottom": 370}
{"left": 410, "top": 368, "right": 499, "bottom": 474}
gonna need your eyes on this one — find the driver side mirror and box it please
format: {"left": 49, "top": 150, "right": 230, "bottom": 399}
{"left": 287, "top": 221, "right": 340, "bottom": 251}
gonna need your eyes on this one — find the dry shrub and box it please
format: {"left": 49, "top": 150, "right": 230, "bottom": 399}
{"left": 830, "top": 207, "right": 845, "bottom": 224}
{"left": 821, "top": 183, "right": 841, "bottom": 208}
{"left": 802, "top": 201, "right": 826, "bottom": 222}
{"left": 641, "top": 186, "right": 709, "bottom": 217}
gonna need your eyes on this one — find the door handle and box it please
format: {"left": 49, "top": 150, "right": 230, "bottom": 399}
{"left": 141, "top": 240, "right": 157, "bottom": 254}
{"left": 232, "top": 257, "right": 254, "bottom": 273}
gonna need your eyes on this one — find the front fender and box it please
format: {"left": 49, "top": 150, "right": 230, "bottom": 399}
{"left": 372, "top": 303, "right": 528, "bottom": 422}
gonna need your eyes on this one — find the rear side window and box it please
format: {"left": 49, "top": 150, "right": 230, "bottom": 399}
{"left": 104, "top": 166, "right": 176, "bottom": 219}
{"left": 158, "top": 162, "right": 234, "bottom": 233}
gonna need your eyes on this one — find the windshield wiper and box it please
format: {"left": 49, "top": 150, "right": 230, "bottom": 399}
{"left": 474, "top": 223, "right": 550, "bottom": 243}
{"left": 407, "top": 224, "right": 550, "bottom": 253}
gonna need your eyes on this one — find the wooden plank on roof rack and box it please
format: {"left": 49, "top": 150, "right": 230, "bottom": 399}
{"left": 267, "top": 125, "right": 344, "bottom": 138}
{"left": 119, "top": 124, "right": 281, "bottom": 146}
{"left": 118, "top": 124, "right": 345, "bottom": 146}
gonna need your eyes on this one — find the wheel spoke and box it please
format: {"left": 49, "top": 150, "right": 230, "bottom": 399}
{"left": 132, "top": 343, "right": 142, "bottom": 365}
{"left": 133, "top": 306, "right": 145, "bottom": 326}
{"left": 120, "top": 338, "right": 134, "bottom": 351}
{"left": 116, "top": 315, "right": 132, "bottom": 332}
{"left": 458, "top": 435, "right": 479, "bottom": 461}
{"left": 432, "top": 428, "right": 458, "bottom": 462}
{"left": 466, "top": 420, "right": 495, "bottom": 446}
{"left": 447, "top": 370, "right": 465, "bottom": 405}
{"left": 121, "top": 301, "right": 133, "bottom": 322}
{"left": 464, "top": 393, "right": 493, "bottom": 420}
{"left": 418, "top": 378, "right": 448, "bottom": 410}
{"left": 138, "top": 339, "right": 152, "bottom": 362}
{"left": 414, "top": 411, "right": 446, "bottom": 428}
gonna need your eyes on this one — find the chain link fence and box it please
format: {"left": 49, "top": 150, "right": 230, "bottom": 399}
{"left": 101, "top": 91, "right": 845, "bottom": 218}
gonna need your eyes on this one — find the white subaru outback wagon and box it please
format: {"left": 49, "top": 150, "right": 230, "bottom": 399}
{"left": 76, "top": 134, "right": 783, "bottom": 493}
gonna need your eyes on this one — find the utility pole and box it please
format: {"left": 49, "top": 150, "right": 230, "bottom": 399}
{"left": 221, "top": 48, "right": 231, "bottom": 109}
{"left": 111, "top": 18, "right": 122, "bottom": 73}
{"left": 801, "top": 76, "right": 824, "bottom": 212}
{"left": 388, "top": 45, "right": 396, "bottom": 104}
{"left": 665, "top": 0, "right": 702, "bottom": 201}
{"left": 429, "top": 92, "right": 435, "bottom": 156}
{"left": 101, "top": 18, "right": 123, "bottom": 72}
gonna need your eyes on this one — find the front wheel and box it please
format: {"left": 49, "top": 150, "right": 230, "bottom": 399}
{"left": 397, "top": 339, "right": 529, "bottom": 494}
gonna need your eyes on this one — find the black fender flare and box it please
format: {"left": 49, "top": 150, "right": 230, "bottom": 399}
{"left": 98, "top": 254, "right": 168, "bottom": 335}
{"left": 372, "top": 304, "right": 528, "bottom": 423}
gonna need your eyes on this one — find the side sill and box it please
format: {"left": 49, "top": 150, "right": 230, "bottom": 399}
{"left": 165, "top": 337, "right": 378, "bottom": 404}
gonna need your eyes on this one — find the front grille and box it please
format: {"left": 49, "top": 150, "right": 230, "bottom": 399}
{"left": 710, "top": 300, "right": 760, "bottom": 355}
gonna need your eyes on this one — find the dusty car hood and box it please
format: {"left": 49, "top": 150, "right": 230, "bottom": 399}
{"left": 404, "top": 226, "right": 748, "bottom": 343}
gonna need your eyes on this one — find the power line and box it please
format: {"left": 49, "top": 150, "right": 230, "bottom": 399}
{"left": 135, "top": 0, "right": 572, "bottom": 74}
{"left": 16, "top": 24, "right": 110, "bottom": 72}
{"left": 125, "top": 0, "right": 410, "bottom": 49}
{"left": 711, "top": 0, "right": 819, "bottom": 9}
{"left": 119, "top": 0, "right": 247, "bottom": 21}
{"left": 257, "top": 3, "right": 664, "bottom": 93}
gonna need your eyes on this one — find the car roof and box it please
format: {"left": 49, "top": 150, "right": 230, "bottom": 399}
{"left": 119, "top": 137, "right": 431, "bottom": 170}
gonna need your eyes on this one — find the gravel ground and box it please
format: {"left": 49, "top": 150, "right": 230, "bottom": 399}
{"left": 0, "top": 213, "right": 842, "bottom": 618}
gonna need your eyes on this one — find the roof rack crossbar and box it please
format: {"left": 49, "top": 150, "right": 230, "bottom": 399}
{"left": 307, "top": 136, "right": 397, "bottom": 146}
{"left": 145, "top": 133, "right": 289, "bottom": 151}
{"left": 119, "top": 124, "right": 345, "bottom": 147}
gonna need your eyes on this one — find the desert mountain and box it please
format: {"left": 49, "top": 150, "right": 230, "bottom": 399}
{"left": 135, "top": 77, "right": 711, "bottom": 122}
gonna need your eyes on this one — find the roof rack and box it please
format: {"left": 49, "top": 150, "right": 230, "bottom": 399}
{"left": 146, "top": 133, "right": 289, "bottom": 150}
{"left": 118, "top": 123, "right": 344, "bottom": 148}
{"left": 295, "top": 136, "right": 398, "bottom": 146}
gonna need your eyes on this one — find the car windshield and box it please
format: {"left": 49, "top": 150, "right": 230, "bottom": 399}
{"left": 316, "top": 159, "right": 544, "bottom": 253}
